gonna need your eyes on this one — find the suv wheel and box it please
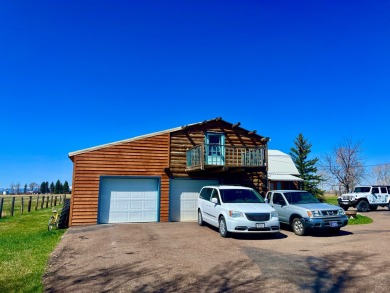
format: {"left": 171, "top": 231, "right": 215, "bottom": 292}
{"left": 341, "top": 206, "right": 349, "bottom": 211}
{"left": 219, "top": 216, "right": 228, "bottom": 238}
{"left": 357, "top": 200, "right": 369, "bottom": 212}
{"left": 292, "top": 218, "right": 306, "bottom": 236}
{"left": 198, "top": 210, "right": 204, "bottom": 226}
{"left": 369, "top": 205, "right": 378, "bottom": 211}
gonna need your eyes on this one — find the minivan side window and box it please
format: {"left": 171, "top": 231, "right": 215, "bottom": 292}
{"left": 211, "top": 189, "right": 220, "bottom": 204}
{"left": 200, "top": 188, "right": 212, "bottom": 201}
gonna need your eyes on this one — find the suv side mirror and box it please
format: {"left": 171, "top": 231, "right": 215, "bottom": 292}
{"left": 211, "top": 197, "right": 219, "bottom": 204}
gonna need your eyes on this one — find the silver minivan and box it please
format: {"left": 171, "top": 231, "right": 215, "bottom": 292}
{"left": 197, "top": 185, "right": 280, "bottom": 237}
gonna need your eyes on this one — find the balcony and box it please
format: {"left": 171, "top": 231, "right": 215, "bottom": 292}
{"left": 186, "top": 144, "right": 266, "bottom": 172}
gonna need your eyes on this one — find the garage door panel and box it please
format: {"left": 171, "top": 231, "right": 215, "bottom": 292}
{"left": 170, "top": 179, "right": 219, "bottom": 222}
{"left": 99, "top": 178, "right": 159, "bottom": 224}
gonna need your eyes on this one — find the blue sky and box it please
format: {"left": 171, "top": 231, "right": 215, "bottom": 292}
{"left": 1, "top": 0, "right": 389, "bottom": 188}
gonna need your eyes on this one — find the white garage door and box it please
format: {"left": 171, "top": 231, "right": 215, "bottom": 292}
{"left": 170, "top": 179, "right": 219, "bottom": 222}
{"left": 99, "top": 178, "right": 159, "bottom": 223}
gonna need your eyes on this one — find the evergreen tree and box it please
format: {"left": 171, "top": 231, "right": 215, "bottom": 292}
{"left": 50, "top": 182, "right": 55, "bottom": 194}
{"left": 54, "top": 180, "right": 63, "bottom": 194}
{"left": 40, "top": 182, "right": 47, "bottom": 194}
{"left": 63, "top": 181, "right": 70, "bottom": 194}
{"left": 24, "top": 184, "right": 27, "bottom": 194}
{"left": 290, "top": 133, "right": 324, "bottom": 197}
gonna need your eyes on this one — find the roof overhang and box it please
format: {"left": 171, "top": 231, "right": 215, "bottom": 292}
{"left": 268, "top": 174, "right": 304, "bottom": 182}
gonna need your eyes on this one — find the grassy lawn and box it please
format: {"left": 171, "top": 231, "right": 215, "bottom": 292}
{"left": 0, "top": 205, "right": 66, "bottom": 292}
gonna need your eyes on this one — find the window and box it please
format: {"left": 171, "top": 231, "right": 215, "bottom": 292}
{"left": 380, "top": 187, "right": 387, "bottom": 193}
{"left": 211, "top": 189, "right": 220, "bottom": 204}
{"left": 199, "top": 188, "right": 212, "bottom": 201}
{"left": 372, "top": 187, "right": 379, "bottom": 194}
{"left": 273, "top": 193, "right": 285, "bottom": 205}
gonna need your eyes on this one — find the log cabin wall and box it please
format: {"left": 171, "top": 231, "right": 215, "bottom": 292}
{"left": 69, "top": 133, "right": 170, "bottom": 226}
{"left": 169, "top": 121, "right": 268, "bottom": 194}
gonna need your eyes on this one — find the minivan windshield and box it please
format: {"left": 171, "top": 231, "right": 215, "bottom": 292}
{"left": 284, "top": 192, "right": 320, "bottom": 204}
{"left": 220, "top": 189, "right": 265, "bottom": 203}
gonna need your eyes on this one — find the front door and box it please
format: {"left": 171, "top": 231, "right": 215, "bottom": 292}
{"left": 205, "top": 133, "right": 225, "bottom": 165}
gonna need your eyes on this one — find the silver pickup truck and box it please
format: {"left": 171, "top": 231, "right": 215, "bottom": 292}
{"left": 265, "top": 190, "right": 348, "bottom": 236}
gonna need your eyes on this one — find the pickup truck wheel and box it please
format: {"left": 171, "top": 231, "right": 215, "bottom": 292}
{"left": 219, "top": 216, "right": 229, "bottom": 238}
{"left": 369, "top": 205, "right": 378, "bottom": 211}
{"left": 357, "top": 200, "right": 369, "bottom": 212}
{"left": 329, "top": 227, "right": 341, "bottom": 235}
{"left": 198, "top": 210, "right": 204, "bottom": 226}
{"left": 292, "top": 218, "right": 306, "bottom": 236}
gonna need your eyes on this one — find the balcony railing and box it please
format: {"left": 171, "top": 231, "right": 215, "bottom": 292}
{"left": 186, "top": 144, "right": 266, "bottom": 171}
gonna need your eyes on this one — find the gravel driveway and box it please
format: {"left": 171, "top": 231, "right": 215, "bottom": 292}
{"left": 43, "top": 209, "right": 390, "bottom": 292}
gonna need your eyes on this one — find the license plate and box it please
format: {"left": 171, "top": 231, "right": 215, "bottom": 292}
{"left": 330, "top": 221, "right": 338, "bottom": 227}
{"left": 256, "top": 223, "right": 265, "bottom": 228}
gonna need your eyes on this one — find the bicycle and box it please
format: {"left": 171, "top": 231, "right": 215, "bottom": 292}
{"left": 48, "top": 209, "right": 59, "bottom": 231}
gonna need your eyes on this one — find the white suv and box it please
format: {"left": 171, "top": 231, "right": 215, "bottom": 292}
{"left": 338, "top": 185, "right": 390, "bottom": 212}
{"left": 197, "top": 185, "right": 280, "bottom": 237}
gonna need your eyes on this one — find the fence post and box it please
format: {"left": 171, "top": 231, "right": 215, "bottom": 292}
{"left": 54, "top": 196, "right": 57, "bottom": 206}
{"left": 0, "top": 198, "right": 3, "bottom": 218}
{"left": 41, "top": 196, "right": 45, "bottom": 209}
{"left": 50, "top": 196, "right": 53, "bottom": 207}
{"left": 35, "top": 196, "right": 39, "bottom": 210}
{"left": 21, "top": 197, "right": 24, "bottom": 214}
{"left": 11, "top": 197, "right": 15, "bottom": 216}
{"left": 46, "top": 195, "right": 49, "bottom": 208}
{"left": 28, "top": 196, "right": 32, "bottom": 212}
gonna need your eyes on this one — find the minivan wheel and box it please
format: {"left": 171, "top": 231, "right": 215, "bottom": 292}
{"left": 219, "top": 216, "right": 228, "bottom": 238}
{"left": 292, "top": 218, "right": 306, "bottom": 236}
{"left": 357, "top": 200, "right": 369, "bottom": 212}
{"left": 198, "top": 210, "right": 204, "bottom": 226}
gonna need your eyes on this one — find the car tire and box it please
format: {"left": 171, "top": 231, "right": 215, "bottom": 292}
{"left": 388, "top": 203, "right": 390, "bottom": 211}
{"left": 292, "top": 218, "right": 306, "bottom": 236}
{"left": 341, "top": 206, "right": 349, "bottom": 211}
{"left": 356, "top": 200, "right": 369, "bottom": 212}
{"left": 198, "top": 210, "right": 204, "bottom": 226}
{"left": 369, "top": 205, "right": 378, "bottom": 211}
{"left": 219, "top": 216, "right": 229, "bottom": 238}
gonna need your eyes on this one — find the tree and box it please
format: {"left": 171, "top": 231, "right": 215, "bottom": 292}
{"left": 24, "top": 184, "right": 27, "bottom": 194}
{"left": 290, "top": 134, "right": 324, "bottom": 197}
{"left": 29, "top": 182, "right": 38, "bottom": 193}
{"left": 10, "top": 182, "right": 21, "bottom": 195}
{"left": 54, "top": 180, "right": 63, "bottom": 194}
{"left": 322, "top": 138, "right": 365, "bottom": 194}
{"left": 371, "top": 164, "right": 390, "bottom": 185}
{"left": 63, "top": 181, "right": 70, "bottom": 194}
{"left": 50, "top": 182, "right": 55, "bottom": 194}
{"left": 40, "top": 182, "right": 48, "bottom": 194}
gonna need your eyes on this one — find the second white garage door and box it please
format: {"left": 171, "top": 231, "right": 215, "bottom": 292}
{"left": 99, "top": 177, "right": 159, "bottom": 224}
{"left": 169, "top": 179, "right": 219, "bottom": 222}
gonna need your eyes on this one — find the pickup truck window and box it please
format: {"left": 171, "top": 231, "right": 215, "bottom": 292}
{"left": 284, "top": 192, "right": 320, "bottom": 204}
{"left": 273, "top": 193, "right": 286, "bottom": 205}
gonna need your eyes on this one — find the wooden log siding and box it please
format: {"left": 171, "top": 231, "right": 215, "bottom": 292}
{"left": 70, "top": 133, "right": 170, "bottom": 226}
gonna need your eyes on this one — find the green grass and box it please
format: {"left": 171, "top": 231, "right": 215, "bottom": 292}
{"left": 347, "top": 214, "right": 373, "bottom": 225}
{"left": 0, "top": 207, "right": 66, "bottom": 292}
